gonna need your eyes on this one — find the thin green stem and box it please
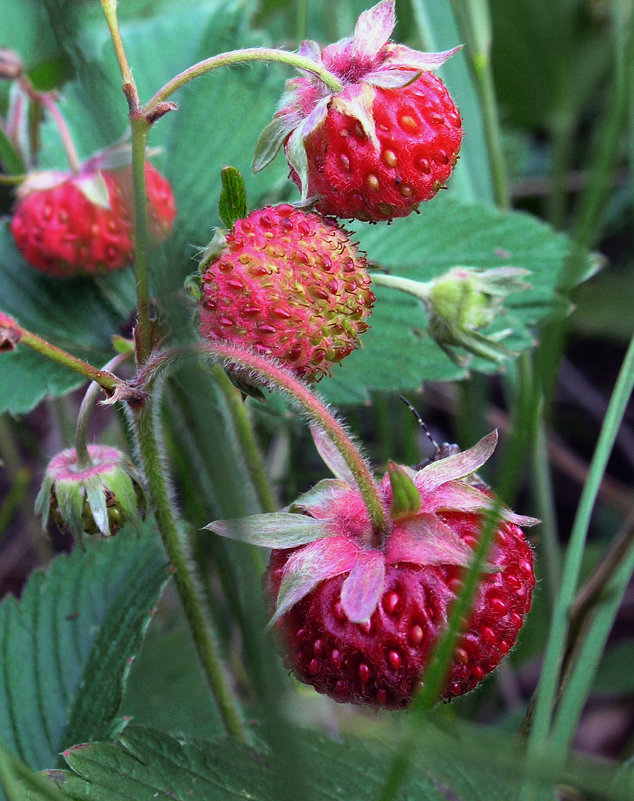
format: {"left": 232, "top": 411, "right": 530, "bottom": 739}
{"left": 211, "top": 366, "right": 277, "bottom": 514}
{"left": 296, "top": 0, "right": 308, "bottom": 44}
{"left": 142, "top": 47, "right": 343, "bottom": 116}
{"left": 521, "top": 332, "right": 634, "bottom": 798}
{"left": 130, "top": 114, "right": 152, "bottom": 364}
{"left": 544, "top": 113, "right": 575, "bottom": 229}
{"left": 136, "top": 343, "right": 390, "bottom": 540}
{"left": 530, "top": 421, "right": 561, "bottom": 612}
{"left": 130, "top": 401, "right": 248, "bottom": 742}
{"left": 471, "top": 55, "right": 508, "bottom": 208}
{"left": 0, "top": 316, "right": 122, "bottom": 395}
{"left": 75, "top": 352, "right": 132, "bottom": 469}
{"left": 100, "top": 0, "right": 139, "bottom": 110}
{"left": 450, "top": 0, "right": 508, "bottom": 207}
{"left": 369, "top": 272, "right": 432, "bottom": 298}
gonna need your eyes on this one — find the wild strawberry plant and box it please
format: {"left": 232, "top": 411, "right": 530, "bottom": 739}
{"left": 0, "top": 2, "right": 632, "bottom": 801}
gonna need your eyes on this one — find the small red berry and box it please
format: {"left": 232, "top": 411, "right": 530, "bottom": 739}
{"left": 209, "top": 428, "right": 540, "bottom": 710}
{"left": 10, "top": 162, "right": 175, "bottom": 277}
{"left": 261, "top": 431, "right": 538, "bottom": 708}
{"left": 254, "top": 0, "right": 462, "bottom": 222}
{"left": 198, "top": 205, "right": 374, "bottom": 382}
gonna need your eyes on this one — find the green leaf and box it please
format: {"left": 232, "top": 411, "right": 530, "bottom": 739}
{"left": 0, "top": 127, "right": 25, "bottom": 176}
{"left": 119, "top": 621, "right": 222, "bottom": 739}
{"left": 0, "top": 223, "right": 137, "bottom": 415}
{"left": 0, "top": 523, "right": 169, "bottom": 774}
{"left": 20, "top": 724, "right": 562, "bottom": 801}
{"left": 318, "top": 195, "right": 598, "bottom": 405}
{"left": 218, "top": 167, "right": 248, "bottom": 230}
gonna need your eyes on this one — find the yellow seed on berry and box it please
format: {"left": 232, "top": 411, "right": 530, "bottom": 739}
{"left": 383, "top": 150, "right": 398, "bottom": 167}
{"left": 366, "top": 173, "right": 380, "bottom": 192}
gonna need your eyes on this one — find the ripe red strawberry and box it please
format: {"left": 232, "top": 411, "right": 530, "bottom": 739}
{"left": 10, "top": 162, "right": 175, "bottom": 277}
{"left": 209, "top": 430, "right": 538, "bottom": 709}
{"left": 254, "top": 0, "right": 462, "bottom": 222}
{"left": 198, "top": 204, "right": 374, "bottom": 382}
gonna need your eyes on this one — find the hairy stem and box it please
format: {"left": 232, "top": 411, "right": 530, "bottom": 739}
{"left": 100, "top": 0, "right": 152, "bottom": 363}
{"left": 130, "top": 114, "right": 152, "bottom": 364}
{"left": 100, "top": 0, "right": 140, "bottom": 110}
{"left": 211, "top": 365, "right": 277, "bottom": 514}
{"left": 137, "top": 343, "right": 390, "bottom": 540}
{"left": 142, "top": 47, "right": 343, "bottom": 116}
{"left": 131, "top": 400, "right": 248, "bottom": 742}
{"left": 0, "top": 316, "right": 122, "bottom": 395}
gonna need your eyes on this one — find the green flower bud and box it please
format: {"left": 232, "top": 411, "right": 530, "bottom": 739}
{"left": 425, "top": 266, "right": 531, "bottom": 365}
{"left": 35, "top": 445, "right": 146, "bottom": 546}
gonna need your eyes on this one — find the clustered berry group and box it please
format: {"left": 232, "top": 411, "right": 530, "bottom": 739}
{"left": 6, "top": 0, "right": 537, "bottom": 711}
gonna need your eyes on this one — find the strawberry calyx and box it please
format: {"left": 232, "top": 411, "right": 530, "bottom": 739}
{"left": 371, "top": 266, "right": 533, "bottom": 365}
{"left": 35, "top": 444, "right": 146, "bottom": 543}
{"left": 206, "top": 429, "right": 540, "bottom": 627}
{"left": 253, "top": 0, "right": 461, "bottom": 197}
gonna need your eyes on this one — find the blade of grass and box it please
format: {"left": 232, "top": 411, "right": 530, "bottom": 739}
{"left": 521, "top": 332, "right": 634, "bottom": 797}
{"left": 409, "top": 0, "right": 494, "bottom": 205}
{"left": 551, "top": 529, "right": 634, "bottom": 751}
{"left": 448, "top": 0, "right": 508, "bottom": 207}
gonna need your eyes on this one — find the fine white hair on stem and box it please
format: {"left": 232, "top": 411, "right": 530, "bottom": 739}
{"left": 134, "top": 341, "right": 374, "bottom": 479}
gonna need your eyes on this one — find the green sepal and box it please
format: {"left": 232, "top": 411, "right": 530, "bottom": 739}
{"left": 285, "top": 128, "right": 310, "bottom": 199}
{"left": 74, "top": 173, "right": 111, "bottom": 210}
{"left": 84, "top": 476, "right": 110, "bottom": 537}
{"left": 105, "top": 469, "right": 140, "bottom": 522}
{"left": 198, "top": 228, "right": 228, "bottom": 272}
{"left": 252, "top": 115, "right": 294, "bottom": 174}
{"left": 205, "top": 512, "right": 336, "bottom": 549}
{"left": 388, "top": 461, "right": 421, "bottom": 520}
{"left": 218, "top": 166, "right": 248, "bottom": 229}
{"left": 55, "top": 480, "right": 85, "bottom": 539}
{"left": 34, "top": 473, "right": 53, "bottom": 530}
{"left": 183, "top": 272, "right": 203, "bottom": 302}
